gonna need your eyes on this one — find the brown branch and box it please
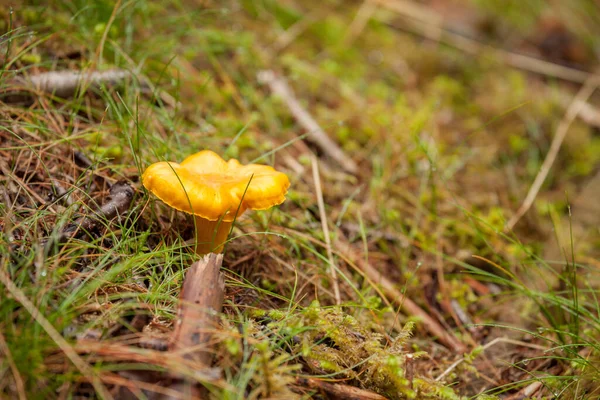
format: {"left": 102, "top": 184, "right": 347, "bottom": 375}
{"left": 506, "top": 77, "right": 600, "bottom": 230}
{"left": 257, "top": 70, "right": 359, "bottom": 174}
{"left": 2, "top": 69, "right": 140, "bottom": 103}
{"left": 57, "top": 180, "right": 135, "bottom": 242}
{"left": 296, "top": 377, "right": 389, "bottom": 400}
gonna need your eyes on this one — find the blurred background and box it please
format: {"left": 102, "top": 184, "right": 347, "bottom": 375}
{"left": 1, "top": 1, "right": 600, "bottom": 399}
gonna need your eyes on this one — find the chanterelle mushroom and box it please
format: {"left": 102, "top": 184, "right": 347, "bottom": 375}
{"left": 142, "top": 150, "right": 290, "bottom": 255}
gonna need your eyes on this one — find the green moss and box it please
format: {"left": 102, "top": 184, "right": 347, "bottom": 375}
{"left": 20, "top": 53, "right": 42, "bottom": 65}
{"left": 251, "top": 304, "right": 464, "bottom": 399}
{"left": 444, "top": 279, "right": 477, "bottom": 309}
{"left": 310, "top": 16, "right": 348, "bottom": 48}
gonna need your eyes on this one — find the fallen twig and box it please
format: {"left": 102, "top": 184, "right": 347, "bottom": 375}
{"left": 2, "top": 69, "right": 139, "bottom": 103}
{"left": 56, "top": 180, "right": 135, "bottom": 243}
{"left": 257, "top": 70, "right": 359, "bottom": 174}
{"left": 3, "top": 67, "right": 178, "bottom": 107}
{"left": 50, "top": 177, "right": 74, "bottom": 206}
{"left": 506, "top": 76, "right": 600, "bottom": 230}
{"left": 296, "top": 377, "right": 388, "bottom": 400}
{"left": 73, "top": 150, "right": 94, "bottom": 169}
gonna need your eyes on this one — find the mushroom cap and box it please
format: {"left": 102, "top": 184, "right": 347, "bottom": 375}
{"left": 142, "top": 150, "right": 290, "bottom": 221}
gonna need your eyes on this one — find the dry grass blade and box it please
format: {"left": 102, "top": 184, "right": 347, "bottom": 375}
{"left": 311, "top": 154, "right": 342, "bottom": 305}
{"left": 257, "top": 70, "right": 359, "bottom": 174}
{"left": 0, "top": 266, "right": 113, "bottom": 400}
{"left": 505, "top": 381, "right": 543, "bottom": 400}
{"left": 72, "top": 341, "right": 221, "bottom": 382}
{"left": 344, "top": 1, "right": 378, "bottom": 46}
{"left": 506, "top": 77, "right": 600, "bottom": 230}
{"left": 0, "top": 331, "right": 26, "bottom": 400}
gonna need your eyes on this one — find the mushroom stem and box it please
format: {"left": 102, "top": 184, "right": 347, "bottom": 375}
{"left": 194, "top": 216, "right": 233, "bottom": 255}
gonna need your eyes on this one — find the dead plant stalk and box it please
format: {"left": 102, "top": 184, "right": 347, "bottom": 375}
{"left": 311, "top": 154, "right": 342, "bottom": 305}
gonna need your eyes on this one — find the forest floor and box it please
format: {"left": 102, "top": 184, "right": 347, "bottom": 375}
{"left": 1, "top": 1, "right": 600, "bottom": 399}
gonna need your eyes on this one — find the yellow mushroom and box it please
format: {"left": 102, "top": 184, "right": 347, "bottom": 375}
{"left": 142, "top": 150, "right": 290, "bottom": 255}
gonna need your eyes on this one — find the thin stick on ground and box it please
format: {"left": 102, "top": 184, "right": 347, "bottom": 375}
{"left": 506, "top": 77, "right": 600, "bottom": 230}
{"left": 311, "top": 154, "right": 342, "bottom": 305}
{"left": 257, "top": 70, "right": 359, "bottom": 174}
{"left": 0, "top": 265, "right": 113, "bottom": 400}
